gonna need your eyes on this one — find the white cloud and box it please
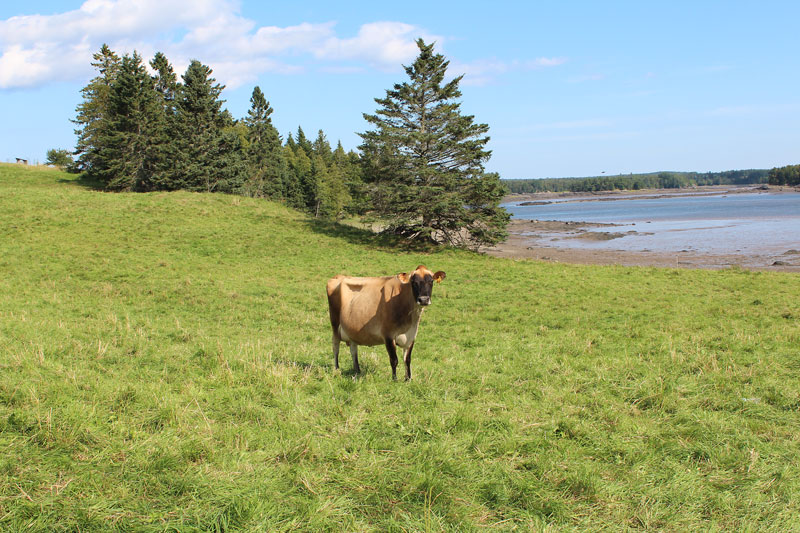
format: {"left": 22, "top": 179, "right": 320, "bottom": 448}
{"left": 568, "top": 73, "right": 606, "bottom": 83}
{"left": 453, "top": 57, "right": 567, "bottom": 86}
{"left": 706, "top": 103, "right": 800, "bottom": 117}
{"left": 0, "top": 0, "right": 437, "bottom": 89}
{"left": 528, "top": 57, "right": 567, "bottom": 68}
{"left": 315, "top": 22, "right": 431, "bottom": 68}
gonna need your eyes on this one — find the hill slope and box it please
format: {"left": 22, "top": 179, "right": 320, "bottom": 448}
{"left": 1, "top": 163, "right": 799, "bottom": 530}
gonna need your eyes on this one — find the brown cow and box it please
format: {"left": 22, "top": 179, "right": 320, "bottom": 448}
{"left": 326, "top": 265, "right": 446, "bottom": 380}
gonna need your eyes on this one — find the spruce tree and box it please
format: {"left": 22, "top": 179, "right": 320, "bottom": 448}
{"left": 282, "top": 143, "right": 306, "bottom": 209}
{"left": 169, "top": 60, "right": 246, "bottom": 192}
{"left": 73, "top": 44, "right": 120, "bottom": 175}
{"left": 334, "top": 141, "right": 366, "bottom": 214}
{"left": 312, "top": 130, "right": 332, "bottom": 163}
{"left": 310, "top": 154, "right": 349, "bottom": 219}
{"left": 146, "top": 52, "right": 178, "bottom": 189}
{"left": 94, "top": 52, "right": 164, "bottom": 191}
{"left": 150, "top": 52, "right": 178, "bottom": 110}
{"left": 295, "top": 126, "right": 313, "bottom": 157}
{"left": 358, "top": 39, "right": 508, "bottom": 248}
{"left": 244, "top": 86, "right": 285, "bottom": 198}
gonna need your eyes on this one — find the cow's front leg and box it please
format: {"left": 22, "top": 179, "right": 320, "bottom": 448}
{"left": 350, "top": 342, "right": 361, "bottom": 374}
{"left": 384, "top": 339, "right": 398, "bottom": 380}
{"left": 403, "top": 342, "right": 415, "bottom": 381}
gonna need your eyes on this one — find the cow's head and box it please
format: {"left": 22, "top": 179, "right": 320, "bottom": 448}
{"left": 398, "top": 265, "right": 446, "bottom": 306}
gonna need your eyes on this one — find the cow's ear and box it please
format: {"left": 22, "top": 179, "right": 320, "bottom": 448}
{"left": 397, "top": 272, "right": 410, "bottom": 283}
{"left": 433, "top": 271, "right": 446, "bottom": 283}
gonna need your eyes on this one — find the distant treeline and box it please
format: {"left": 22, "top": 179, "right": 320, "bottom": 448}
{"left": 768, "top": 165, "right": 800, "bottom": 186}
{"left": 504, "top": 169, "right": 769, "bottom": 194}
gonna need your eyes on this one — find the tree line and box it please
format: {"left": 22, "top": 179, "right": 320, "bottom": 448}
{"left": 505, "top": 169, "right": 770, "bottom": 194}
{"left": 767, "top": 165, "right": 800, "bottom": 186}
{"left": 68, "top": 45, "right": 360, "bottom": 219}
{"left": 60, "top": 41, "right": 508, "bottom": 247}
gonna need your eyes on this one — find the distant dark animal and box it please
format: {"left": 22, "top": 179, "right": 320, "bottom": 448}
{"left": 15, "top": 158, "right": 28, "bottom": 165}
{"left": 326, "top": 265, "right": 446, "bottom": 380}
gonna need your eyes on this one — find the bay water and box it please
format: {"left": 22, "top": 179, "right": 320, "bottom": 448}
{"left": 504, "top": 191, "right": 800, "bottom": 255}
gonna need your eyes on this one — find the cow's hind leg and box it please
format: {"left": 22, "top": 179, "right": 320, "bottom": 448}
{"left": 332, "top": 332, "right": 341, "bottom": 370}
{"left": 350, "top": 342, "right": 361, "bottom": 374}
{"left": 384, "top": 339, "right": 399, "bottom": 380}
{"left": 403, "top": 341, "right": 415, "bottom": 381}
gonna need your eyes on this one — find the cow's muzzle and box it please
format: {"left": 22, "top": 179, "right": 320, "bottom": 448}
{"left": 417, "top": 296, "right": 431, "bottom": 306}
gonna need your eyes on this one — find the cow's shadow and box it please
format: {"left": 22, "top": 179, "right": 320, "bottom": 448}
{"left": 268, "top": 357, "right": 373, "bottom": 379}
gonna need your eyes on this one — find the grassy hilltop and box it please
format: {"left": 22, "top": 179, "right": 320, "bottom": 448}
{"left": 1, "top": 163, "right": 799, "bottom": 531}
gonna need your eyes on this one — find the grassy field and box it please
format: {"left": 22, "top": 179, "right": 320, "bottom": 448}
{"left": 1, "top": 163, "right": 799, "bottom": 531}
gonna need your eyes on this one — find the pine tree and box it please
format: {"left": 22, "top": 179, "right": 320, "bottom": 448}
{"left": 168, "top": 60, "right": 246, "bottom": 192}
{"left": 94, "top": 52, "right": 164, "bottom": 191}
{"left": 243, "top": 86, "right": 285, "bottom": 198}
{"left": 310, "top": 154, "right": 349, "bottom": 219}
{"left": 334, "top": 141, "right": 366, "bottom": 214}
{"left": 358, "top": 39, "right": 508, "bottom": 248}
{"left": 73, "top": 44, "right": 121, "bottom": 175}
{"left": 146, "top": 52, "right": 179, "bottom": 189}
{"left": 150, "top": 52, "right": 178, "bottom": 110}
{"left": 282, "top": 144, "right": 305, "bottom": 209}
{"left": 295, "top": 126, "right": 313, "bottom": 157}
{"left": 312, "top": 129, "right": 332, "bottom": 163}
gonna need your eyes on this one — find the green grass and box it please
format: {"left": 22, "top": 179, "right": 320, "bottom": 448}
{"left": 1, "top": 162, "right": 799, "bottom": 531}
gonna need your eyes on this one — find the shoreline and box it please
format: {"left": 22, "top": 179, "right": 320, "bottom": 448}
{"left": 486, "top": 186, "right": 800, "bottom": 272}
{"left": 503, "top": 184, "right": 800, "bottom": 204}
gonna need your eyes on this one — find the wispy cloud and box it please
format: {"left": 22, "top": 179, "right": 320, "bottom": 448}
{"left": 524, "top": 118, "right": 614, "bottom": 131}
{"left": 528, "top": 57, "right": 567, "bottom": 68}
{"left": 706, "top": 103, "right": 800, "bottom": 117}
{"left": 568, "top": 73, "right": 606, "bottom": 83}
{"left": 0, "top": 0, "right": 440, "bottom": 89}
{"left": 453, "top": 57, "right": 567, "bottom": 86}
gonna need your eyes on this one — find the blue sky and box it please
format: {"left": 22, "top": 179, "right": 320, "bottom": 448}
{"left": 2, "top": 0, "right": 799, "bottom": 178}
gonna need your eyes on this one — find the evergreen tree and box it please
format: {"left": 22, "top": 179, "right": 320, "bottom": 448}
{"left": 309, "top": 154, "right": 350, "bottom": 219}
{"left": 150, "top": 52, "right": 178, "bottom": 112}
{"left": 145, "top": 52, "right": 179, "bottom": 189}
{"left": 282, "top": 144, "right": 306, "bottom": 209}
{"left": 286, "top": 141, "right": 315, "bottom": 209}
{"left": 333, "top": 141, "right": 366, "bottom": 214}
{"left": 168, "top": 60, "right": 246, "bottom": 192}
{"left": 94, "top": 52, "right": 164, "bottom": 191}
{"left": 73, "top": 44, "right": 121, "bottom": 175}
{"left": 285, "top": 133, "right": 297, "bottom": 151}
{"left": 312, "top": 129, "right": 332, "bottom": 162}
{"left": 295, "top": 126, "right": 313, "bottom": 156}
{"left": 359, "top": 39, "right": 508, "bottom": 248}
{"left": 243, "top": 86, "right": 285, "bottom": 198}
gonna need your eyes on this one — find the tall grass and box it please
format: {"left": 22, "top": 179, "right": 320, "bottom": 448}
{"left": 1, "top": 163, "right": 799, "bottom": 530}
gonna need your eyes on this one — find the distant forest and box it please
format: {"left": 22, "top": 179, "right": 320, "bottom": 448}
{"left": 768, "top": 164, "right": 800, "bottom": 186}
{"left": 504, "top": 169, "right": 769, "bottom": 194}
